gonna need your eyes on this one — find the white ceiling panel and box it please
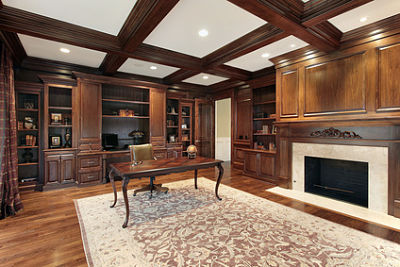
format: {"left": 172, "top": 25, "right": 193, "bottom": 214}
{"left": 144, "top": 0, "right": 266, "bottom": 57}
{"left": 225, "top": 36, "right": 308, "bottom": 71}
{"left": 19, "top": 34, "right": 106, "bottom": 68}
{"left": 329, "top": 0, "right": 400, "bottom": 32}
{"left": 118, "top": 58, "right": 179, "bottom": 78}
{"left": 183, "top": 73, "right": 228, "bottom": 86}
{"left": 3, "top": 0, "right": 136, "bottom": 35}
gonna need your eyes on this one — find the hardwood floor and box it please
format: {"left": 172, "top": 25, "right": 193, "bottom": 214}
{"left": 1, "top": 162, "right": 400, "bottom": 266}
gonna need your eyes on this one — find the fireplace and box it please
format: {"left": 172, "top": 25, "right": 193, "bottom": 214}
{"left": 292, "top": 142, "right": 388, "bottom": 214}
{"left": 305, "top": 157, "right": 368, "bottom": 207}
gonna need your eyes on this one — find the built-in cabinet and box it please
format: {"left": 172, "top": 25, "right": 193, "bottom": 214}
{"left": 30, "top": 73, "right": 170, "bottom": 189}
{"left": 44, "top": 150, "right": 76, "bottom": 185}
{"left": 232, "top": 74, "right": 279, "bottom": 184}
{"left": 15, "top": 82, "right": 42, "bottom": 191}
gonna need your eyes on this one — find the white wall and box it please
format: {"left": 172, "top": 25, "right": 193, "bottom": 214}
{"left": 215, "top": 98, "right": 231, "bottom": 161}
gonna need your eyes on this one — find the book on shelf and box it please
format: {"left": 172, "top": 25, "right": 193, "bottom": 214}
{"left": 24, "top": 135, "right": 36, "bottom": 146}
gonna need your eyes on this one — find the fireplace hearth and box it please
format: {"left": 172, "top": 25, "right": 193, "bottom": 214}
{"left": 305, "top": 157, "right": 368, "bottom": 207}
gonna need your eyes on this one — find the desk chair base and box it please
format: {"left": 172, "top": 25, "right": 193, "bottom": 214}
{"left": 133, "top": 177, "right": 168, "bottom": 198}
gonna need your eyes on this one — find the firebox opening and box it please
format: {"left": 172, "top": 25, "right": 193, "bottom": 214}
{"left": 305, "top": 156, "right": 368, "bottom": 207}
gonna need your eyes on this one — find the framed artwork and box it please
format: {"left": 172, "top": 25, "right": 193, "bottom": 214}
{"left": 51, "top": 113, "right": 62, "bottom": 124}
{"left": 50, "top": 135, "right": 62, "bottom": 148}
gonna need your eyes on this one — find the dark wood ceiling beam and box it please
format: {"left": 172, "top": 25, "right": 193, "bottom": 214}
{"left": 0, "top": 30, "right": 26, "bottom": 65}
{"left": 100, "top": 0, "right": 179, "bottom": 74}
{"left": 0, "top": 6, "right": 120, "bottom": 53}
{"left": 202, "top": 24, "right": 289, "bottom": 67}
{"left": 302, "top": 0, "right": 373, "bottom": 27}
{"left": 208, "top": 65, "right": 251, "bottom": 81}
{"left": 308, "top": 21, "right": 342, "bottom": 47}
{"left": 133, "top": 44, "right": 202, "bottom": 70}
{"left": 210, "top": 79, "right": 246, "bottom": 92}
{"left": 227, "top": 0, "right": 339, "bottom": 52}
{"left": 164, "top": 69, "right": 201, "bottom": 84}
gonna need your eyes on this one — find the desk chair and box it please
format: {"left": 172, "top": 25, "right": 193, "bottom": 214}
{"left": 130, "top": 144, "right": 168, "bottom": 198}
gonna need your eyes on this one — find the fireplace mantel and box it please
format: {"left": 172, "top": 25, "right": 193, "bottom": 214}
{"left": 275, "top": 120, "right": 400, "bottom": 218}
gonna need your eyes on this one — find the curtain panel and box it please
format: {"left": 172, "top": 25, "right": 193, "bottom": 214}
{"left": 0, "top": 43, "right": 22, "bottom": 219}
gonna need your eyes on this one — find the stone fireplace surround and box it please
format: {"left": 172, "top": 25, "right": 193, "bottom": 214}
{"left": 292, "top": 142, "right": 388, "bottom": 213}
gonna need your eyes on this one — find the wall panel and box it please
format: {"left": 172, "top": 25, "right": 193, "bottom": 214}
{"left": 304, "top": 53, "right": 366, "bottom": 116}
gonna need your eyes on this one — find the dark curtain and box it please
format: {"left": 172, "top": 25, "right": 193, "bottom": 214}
{"left": 0, "top": 43, "right": 23, "bottom": 219}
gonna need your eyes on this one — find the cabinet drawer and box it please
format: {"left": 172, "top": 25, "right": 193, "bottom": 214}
{"left": 80, "top": 156, "right": 100, "bottom": 168}
{"left": 80, "top": 171, "right": 101, "bottom": 183}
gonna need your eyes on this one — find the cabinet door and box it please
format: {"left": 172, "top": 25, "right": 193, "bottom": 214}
{"left": 244, "top": 152, "right": 258, "bottom": 177}
{"left": 45, "top": 155, "right": 60, "bottom": 184}
{"left": 150, "top": 87, "right": 166, "bottom": 147}
{"left": 260, "top": 154, "right": 275, "bottom": 178}
{"left": 78, "top": 80, "right": 102, "bottom": 151}
{"left": 195, "top": 99, "right": 214, "bottom": 158}
{"left": 61, "top": 154, "right": 76, "bottom": 183}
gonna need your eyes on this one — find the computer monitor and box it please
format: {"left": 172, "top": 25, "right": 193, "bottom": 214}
{"left": 102, "top": 133, "right": 118, "bottom": 150}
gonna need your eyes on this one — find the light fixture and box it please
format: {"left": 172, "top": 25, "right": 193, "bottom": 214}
{"left": 261, "top": 53, "right": 270, "bottom": 58}
{"left": 202, "top": 75, "right": 209, "bottom": 80}
{"left": 360, "top": 17, "right": 367, "bottom": 22}
{"left": 198, "top": 29, "right": 209, "bottom": 37}
{"left": 150, "top": 66, "right": 157, "bottom": 70}
{"left": 370, "top": 29, "right": 381, "bottom": 35}
{"left": 290, "top": 44, "right": 296, "bottom": 48}
{"left": 60, "top": 48, "right": 70, "bottom": 54}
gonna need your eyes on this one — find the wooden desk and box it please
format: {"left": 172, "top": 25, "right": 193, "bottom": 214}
{"left": 109, "top": 157, "right": 224, "bottom": 228}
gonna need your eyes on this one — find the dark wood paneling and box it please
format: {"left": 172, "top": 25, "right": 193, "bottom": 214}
{"left": 377, "top": 43, "right": 400, "bottom": 112}
{"left": 280, "top": 70, "right": 298, "bottom": 117}
{"left": 304, "top": 53, "right": 366, "bottom": 115}
{"left": 77, "top": 80, "right": 102, "bottom": 151}
{"left": 0, "top": 30, "right": 26, "bottom": 65}
{"left": 150, "top": 87, "right": 166, "bottom": 148}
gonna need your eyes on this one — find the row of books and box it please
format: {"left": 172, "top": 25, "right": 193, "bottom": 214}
{"left": 24, "top": 135, "right": 37, "bottom": 146}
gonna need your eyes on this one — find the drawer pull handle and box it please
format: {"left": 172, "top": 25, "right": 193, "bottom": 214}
{"left": 87, "top": 175, "right": 95, "bottom": 179}
{"left": 87, "top": 161, "right": 96, "bottom": 164}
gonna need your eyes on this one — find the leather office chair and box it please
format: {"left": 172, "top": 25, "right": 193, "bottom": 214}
{"left": 130, "top": 144, "right": 168, "bottom": 198}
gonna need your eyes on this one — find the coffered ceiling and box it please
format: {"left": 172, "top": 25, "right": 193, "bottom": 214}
{"left": 1, "top": 0, "right": 400, "bottom": 89}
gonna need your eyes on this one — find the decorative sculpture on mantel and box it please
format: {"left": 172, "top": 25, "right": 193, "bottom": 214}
{"left": 310, "top": 127, "right": 362, "bottom": 139}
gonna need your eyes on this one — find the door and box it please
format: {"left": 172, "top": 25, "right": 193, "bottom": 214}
{"left": 61, "top": 153, "right": 76, "bottom": 183}
{"left": 195, "top": 98, "right": 214, "bottom": 158}
{"left": 215, "top": 98, "right": 231, "bottom": 161}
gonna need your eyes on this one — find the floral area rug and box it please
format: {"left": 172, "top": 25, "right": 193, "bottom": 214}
{"left": 74, "top": 178, "right": 400, "bottom": 267}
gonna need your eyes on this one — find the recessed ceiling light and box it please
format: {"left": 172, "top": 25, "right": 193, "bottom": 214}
{"left": 360, "top": 17, "right": 367, "bottom": 22}
{"left": 202, "top": 75, "right": 209, "bottom": 80}
{"left": 261, "top": 53, "right": 270, "bottom": 58}
{"left": 290, "top": 44, "right": 296, "bottom": 48}
{"left": 198, "top": 29, "right": 209, "bottom": 37}
{"left": 150, "top": 66, "right": 157, "bottom": 70}
{"left": 60, "top": 48, "right": 70, "bottom": 54}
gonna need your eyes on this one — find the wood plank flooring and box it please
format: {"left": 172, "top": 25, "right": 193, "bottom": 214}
{"left": 1, "top": 162, "right": 399, "bottom": 266}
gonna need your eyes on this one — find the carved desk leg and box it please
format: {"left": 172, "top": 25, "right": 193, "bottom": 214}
{"left": 194, "top": 169, "right": 198, "bottom": 189}
{"left": 122, "top": 176, "right": 130, "bottom": 228}
{"left": 215, "top": 163, "right": 224, "bottom": 201}
{"left": 109, "top": 169, "right": 117, "bottom": 208}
